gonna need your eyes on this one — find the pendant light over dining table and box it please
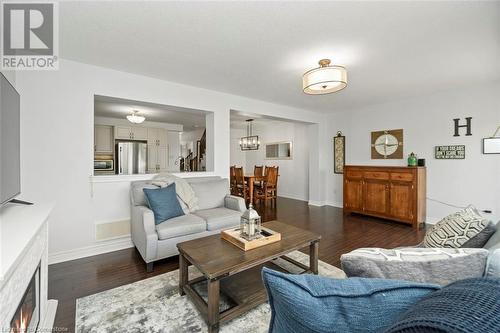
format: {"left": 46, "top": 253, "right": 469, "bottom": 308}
{"left": 302, "top": 59, "right": 347, "bottom": 95}
{"left": 239, "top": 119, "right": 260, "bottom": 151}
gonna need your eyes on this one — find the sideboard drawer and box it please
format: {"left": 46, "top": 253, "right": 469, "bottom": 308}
{"left": 364, "top": 171, "right": 389, "bottom": 180}
{"left": 346, "top": 170, "right": 363, "bottom": 179}
{"left": 391, "top": 172, "right": 414, "bottom": 182}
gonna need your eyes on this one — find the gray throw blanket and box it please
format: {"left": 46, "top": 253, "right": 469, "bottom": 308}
{"left": 152, "top": 173, "right": 198, "bottom": 212}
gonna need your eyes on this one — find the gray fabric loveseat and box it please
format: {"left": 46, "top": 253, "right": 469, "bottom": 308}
{"left": 130, "top": 176, "right": 246, "bottom": 271}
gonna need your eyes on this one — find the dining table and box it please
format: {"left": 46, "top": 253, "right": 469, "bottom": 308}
{"left": 243, "top": 174, "right": 264, "bottom": 203}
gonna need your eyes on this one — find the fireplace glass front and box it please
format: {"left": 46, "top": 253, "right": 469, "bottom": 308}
{"left": 10, "top": 265, "right": 40, "bottom": 333}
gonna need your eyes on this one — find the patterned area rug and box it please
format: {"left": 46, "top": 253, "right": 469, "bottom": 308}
{"left": 76, "top": 251, "right": 346, "bottom": 333}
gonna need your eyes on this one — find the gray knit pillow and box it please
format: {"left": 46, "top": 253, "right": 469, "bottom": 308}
{"left": 423, "top": 206, "right": 489, "bottom": 248}
{"left": 341, "top": 247, "right": 488, "bottom": 286}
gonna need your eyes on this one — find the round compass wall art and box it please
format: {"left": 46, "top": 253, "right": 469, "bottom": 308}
{"left": 371, "top": 129, "right": 404, "bottom": 159}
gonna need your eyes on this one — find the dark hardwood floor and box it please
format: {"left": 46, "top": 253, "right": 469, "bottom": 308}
{"left": 49, "top": 197, "right": 425, "bottom": 332}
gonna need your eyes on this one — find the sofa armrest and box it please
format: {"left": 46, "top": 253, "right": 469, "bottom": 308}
{"left": 340, "top": 247, "right": 489, "bottom": 286}
{"left": 131, "top": 205, "right": 158, "bottom": 262}
{"left": 224, "top": 195, "right": 246, "bottom": 213}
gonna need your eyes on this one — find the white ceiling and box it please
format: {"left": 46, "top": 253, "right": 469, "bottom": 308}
{"left": 62, "top": 1, "right": 500, "bottom": 113}
{"left": 94, "top": 95, "right": 207, "bottom": 130}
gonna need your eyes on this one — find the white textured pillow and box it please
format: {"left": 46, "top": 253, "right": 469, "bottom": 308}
{"left": 424, "top": 205, "right": 489, "bottom": 248}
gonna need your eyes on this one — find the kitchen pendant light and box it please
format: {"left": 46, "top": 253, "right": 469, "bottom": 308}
{"left": 239, "top": 119, "right": 260, "bottom": 151}
{"left": 303, "top": 59, "right": 347, "bottom": 95}
{"left": 127, "top": 110, "right": 146, "bottom": 124}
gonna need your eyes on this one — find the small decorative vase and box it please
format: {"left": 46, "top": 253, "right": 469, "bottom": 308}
{"left": 407, "top": 152, "right": 418, "bottom": 166}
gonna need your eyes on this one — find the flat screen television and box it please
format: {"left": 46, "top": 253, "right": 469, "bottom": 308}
{"left": 0, "top": 72, "right": 21, "bottom": 205}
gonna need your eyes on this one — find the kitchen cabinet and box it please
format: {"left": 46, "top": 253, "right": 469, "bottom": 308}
{"left": 147, "top": 128, "right": 169, "bottom": 173}
{"left": 343, "top": 166, "right": 426, "bottom": 228}
{"left": 167, "top": 131, "right": 180, "bottom": 172}
{"left": 94, "top": 125, "right": 114, "bottom": 153}
{"left": 115, "top": 126, "right": 148, "bottom": 140}
{"left": 148, "top": 145, "right": 168, "bottom": 173}
{"left": 147, "top": 128, "right": 167, "bottom": 146}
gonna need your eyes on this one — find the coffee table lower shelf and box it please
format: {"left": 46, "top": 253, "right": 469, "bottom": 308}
{"left": 180, "top": 255, "right": 316, "bottom": 333}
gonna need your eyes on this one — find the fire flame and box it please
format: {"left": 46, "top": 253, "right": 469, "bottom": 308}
{"left": 10, "top": 307, "right": 29, "bottom": 333}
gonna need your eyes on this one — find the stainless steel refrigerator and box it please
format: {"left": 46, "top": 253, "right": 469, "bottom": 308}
{"left": 116, "top": 142, "right": 147, "bottom": 175}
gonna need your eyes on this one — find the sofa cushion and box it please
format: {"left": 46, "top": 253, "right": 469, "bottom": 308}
{"left": 384, "top": 278, "right": 500, "bottom": 333}
{"left": 155, "top": 214, "right": 206, "bottom": 240}
{"left": 423, "top": 205, "right": 489, "bottom": 248}
{"left": 190, "top": 179, "right": 230, "bottom": 210}
{"left": 194, "top": 207, "right": 241, "bottom": 231}
{"left": 143, "top": 183, "right": 185, "bottom": 225}
{"left": 461, "top": 221, "right": 497, "bottom": 248}
{"left": 341, "top": 247, "right": 489, "bottom": 286}
{"left": 262, "top": 268, "right": 440, "bottom": 333}
{"left": 131, "top": 182, "right": 158, "bottom": 206}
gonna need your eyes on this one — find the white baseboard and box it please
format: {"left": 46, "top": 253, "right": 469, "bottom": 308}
{"left": 278, "top": 193, "right": 308, "bottom": 202}
{"left": 325, "top": 201, "right": 343, "bottom": 208}
{"left": 308, "top": 200, "right": 325, "bottom": 206}
{"left": 48, "top": 237, "right": 134, "bottom": 264}
{"left": 425, "top": 217, "right": 440, "bottom": 225}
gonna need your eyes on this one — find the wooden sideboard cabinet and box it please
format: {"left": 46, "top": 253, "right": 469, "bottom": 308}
{"left": 343, "top": 165, "right": 426, "bottom": 228}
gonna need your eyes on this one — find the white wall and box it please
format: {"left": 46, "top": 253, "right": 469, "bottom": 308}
{"left": 15, "top": 59, "right": 324, "bottom": 261}
{"left": 229, "top": 128, "right": 247, "bottom": 168}
{"left": 233, "top": 121, "right": 310, "bottom": 201}
{"left": 326, "top": 82, "right": 500, "bottom": 223}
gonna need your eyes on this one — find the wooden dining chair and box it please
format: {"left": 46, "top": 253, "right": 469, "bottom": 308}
{"left": 255, "top": 166, "right": 278, "bottom": 206}
{"left": 234, "top": 167, "right": 248, "bottom": 200}
{"left": 254, "top": 165, "right": 264, "bottom": 188}
{"left": 230, "top": 165, "right": 237, "bottom": 195}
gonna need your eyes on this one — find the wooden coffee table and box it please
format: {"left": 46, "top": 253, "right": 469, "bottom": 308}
{"left": 177, "top": 221, "right": 321, "bottom": 333}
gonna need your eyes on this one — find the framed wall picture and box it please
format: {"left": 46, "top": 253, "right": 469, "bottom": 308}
{"left": 333, "top": 132, "right": 345, "bottom": 174}
{"left": 371, "top": 129, "right": 404, "bottom": 159}
{"left": 483, "top": 138, "right": 500, "bottom": 154}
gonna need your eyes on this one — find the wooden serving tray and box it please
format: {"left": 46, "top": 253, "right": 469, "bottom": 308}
{"left": 221, "top": 227, "right": 281, "bottom": 251}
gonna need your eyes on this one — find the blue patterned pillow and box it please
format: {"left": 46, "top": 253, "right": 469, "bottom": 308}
{"left": 262, "top": 268, "right": 440, "bottom": 333}
{"left": 143, "top": 183, "right": 184, "bottom": 225}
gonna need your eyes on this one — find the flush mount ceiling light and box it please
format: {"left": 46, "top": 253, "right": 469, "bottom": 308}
{"left": 302, "top": 59, "right": 347, "bottom": 95}
{"left": 240, "top": 119, "right": 260, "bottom": 151}
{"left": 126, "top": 110, "right": 145, "bottom": 124}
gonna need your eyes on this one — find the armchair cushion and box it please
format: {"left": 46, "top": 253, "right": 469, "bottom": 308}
{"left": 341, "top": 247, "right": 488, "bottom": 286}
{"left": 484, "top": 221, "right": 500, "bottom": 251}
{"left": 262, "top": 267, "right": 440, "bottom": 333}
{"left": 143, "top": 183, "right": 185, "bottom": 225}
{"left": 194, "top": 208, "right": 241, "bottom": 231}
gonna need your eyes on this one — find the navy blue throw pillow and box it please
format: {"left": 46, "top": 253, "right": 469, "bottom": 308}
{"left": 143, "top": 183, "right": 184, "bottom": 225}
{"left": 262, "top": 267, "right": 440, "bottom": 333}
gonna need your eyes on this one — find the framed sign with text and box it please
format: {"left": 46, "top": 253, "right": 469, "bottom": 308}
{"left": 435, "top": 145, "right": 465, "bottom": 159}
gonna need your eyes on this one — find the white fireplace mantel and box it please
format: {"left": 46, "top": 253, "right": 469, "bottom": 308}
{"left": 0, "top": 202, "right": 58, "bottom": 331}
